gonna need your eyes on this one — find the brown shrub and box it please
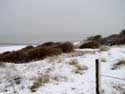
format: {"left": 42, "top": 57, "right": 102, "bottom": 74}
{"left": 87, "top": 35, "right": 102, "bottom": 42}
{"left": 27, "top": 47, "right": 62, "bottom": 61}
{"left": 37, "top": 42, "right": 61, "bottom": 47}
{"left": 0, "top": 51, "right": 11, "bottom": 57}
{"left": 0, "top": 42, "right": 73, "bottom": 63}
{"left": 37, "top": 42, "right": 73, "bottom": 53}
{"left": 100, "top": 34, "right": 119, "bottom": 46}
{"left": 53, "top": 42, "right": 74, "bottom": 53}
{"left": 80, "top": 41, "right": 99, "bottom": 49}
{"left": 20, "top": 46, "right": 34, "bottom": 52}
{"left": 119, "top": 38, "right": 125, "bottom": 44}
{"left": 0, "top": 51, "right": 28, "bottom": 63}
{"left": 0, "top": 51, "right": 11, "bottom": 60}
{"left": 0, "top": 54, "right": 2, "bottom": 61}
{"left": 100, "top": 31, "right": 125, "bottom": 45}
{"left": 1, "top": 51, "right": 11, "bottom": 55}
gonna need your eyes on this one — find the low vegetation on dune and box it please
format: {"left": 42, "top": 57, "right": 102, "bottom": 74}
{"left": 20, "top": 45, "right": 34, "bottom": 52}
{"left": 0, "top": 38, "right": 125, "bottom": 94}
{"left": 0, "top": 30, "right": 125, "bottom": 63}
{"left": 0, "top": 42, "right": 74, "bottom": 63}
{"left": 86, "top": 35, "right": 102, "bottom": 42}
{"left": 27, "top": 47, "right": 62, "bottom": 61}
{"left": 0, "top": 51, "right": 28, "bottom": 63}
{"left": 53, "top": 42, "right": 74, "bottom": 53}
{"left": 37, "top": 41, "right": 60, "bottom": 47}
{"left": 79, "top": 29, "right": 125, "bottom": 49}
{"left": 79, "top": 41, "right": 99, "bottom": 49}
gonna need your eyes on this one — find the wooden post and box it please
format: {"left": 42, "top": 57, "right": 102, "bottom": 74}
{"left": 95, "top": 59, "right": 101, "bottom": 94}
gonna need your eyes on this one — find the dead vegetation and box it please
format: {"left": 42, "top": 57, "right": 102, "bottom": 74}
{"left": 79, "top": 41, "right": 99, "bottom": 49}
{"left": 51, "top": 75, "right": 68, "bottom": 82}
{"left": 30, "top": 74, "right": 50, "bottom": 92}
{"left": 64, "top": 50, "right": 98, "bottom": 58}
{"left": 0, "top": 62, "right": 6, "bottom": 67}
{"left": 37, "top": 41, "right": 58, "bottom": 47}
{"left": 78, "top": 29, "right": 125, "bottom": 49}
{"left": 27, "top": 47, "right": 62, "bottom": 61}
{"left": 112, "top": 83, "right": 125, "bottom": 94}
{"left": 100, "top": 57, "right": 107, "bottom": 62}
{"left": 67, "top": 59, "right": 78, "bottom": 65}
{"left": 111, "top": 59, "right": 125, "bottom": 70}
{"left": 99, "top": 46, "right": 110, "bottom": 51}
{"left": 46, "top": 55, "right": 63, "bottom": 63}
{"left": 67, "top": 59, "right": 88, "bottom": 74}
{"left": 0, "top": 42, "right": 74, "bottom": 63}
{"left": 72, "top": 64, "right": 88, "bottom": 74}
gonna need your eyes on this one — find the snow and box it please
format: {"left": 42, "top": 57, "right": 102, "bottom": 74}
{"left": 0, "top": 46, "right": 125, "bottom": 94}
{"left": 0, "top": 45, "right": 27, "bottom": 53}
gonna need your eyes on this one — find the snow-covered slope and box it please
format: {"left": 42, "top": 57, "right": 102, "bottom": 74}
{"left": 0, "top": 46, "right": 125, "bottom": 94}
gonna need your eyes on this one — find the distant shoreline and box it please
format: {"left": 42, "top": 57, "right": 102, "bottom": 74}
{"left": 0, "top": 43, "right": 37, "bottom": 46}
{"left": 0, "top": 40, "right": 80, "bottom": 47}
{"left": 0, "top": 43, "right": 28, "bottom": 47}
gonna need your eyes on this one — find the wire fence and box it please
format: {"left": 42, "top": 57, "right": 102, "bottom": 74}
{"left": 95, "top": 59, "right": 125, "bottom": 94}
{"left": 101, "top": 74, "right": 125, "bottom": 81}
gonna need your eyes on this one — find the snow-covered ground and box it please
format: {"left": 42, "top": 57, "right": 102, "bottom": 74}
{"left": 0, "top": 46, "right": 125, "bottom": 94}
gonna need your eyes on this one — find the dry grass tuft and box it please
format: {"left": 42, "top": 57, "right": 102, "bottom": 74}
{"left": 51, "top": 75, "right": 68, "bottom": 82}
{"left": 67, "top": 59, "right": 78, "bottom": 65}
{"left": 72, "top": 64, "right": 88, "bottom": 74}
{"left": 112, "top": 83, "right": 125, "bottom": 93}
{"left": 67, "top": 59, "right": 88, "bottom": 74}
{"left": 30, "top": 74, "right": 49, "bottom": 92}
{"left": 100, "top": 57, "right": 107, "bottom": 62}
{"left": 0, "top": 62, "right": 6, "bottom": 67}
{"left": 65, "top": 50, "right": 98, "bottom": 58}
{"left": 99, "top": 46, "right": 110, "bottom": 51}
{"left": 46, "top": 55, "right": 62, "bottom": 63}
{"left": 111, "top": 59, "right": 125, "bottom": 70}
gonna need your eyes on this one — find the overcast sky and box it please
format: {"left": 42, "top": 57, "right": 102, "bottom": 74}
{"left": 0, "top": 0, "right": 125, "bottom": 44}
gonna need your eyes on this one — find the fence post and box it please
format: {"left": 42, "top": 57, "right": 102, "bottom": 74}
{"left": 95, "top": 59, "right": 101, "bottom": 94}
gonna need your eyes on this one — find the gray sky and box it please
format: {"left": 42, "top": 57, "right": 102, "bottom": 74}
{"left": 0, "top": 0, "right": 125, "bottom": 44}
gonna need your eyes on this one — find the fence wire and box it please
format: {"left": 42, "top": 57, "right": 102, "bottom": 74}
{"left": 101, "top": 74, "right": 125, "bottom": 81}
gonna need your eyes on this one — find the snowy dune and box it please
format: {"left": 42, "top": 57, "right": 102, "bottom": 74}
{"left": 0, "top": 46, "right": 125, "bottom": 94}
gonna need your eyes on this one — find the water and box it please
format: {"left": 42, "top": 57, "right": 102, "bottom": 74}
{"left": 0, "top": 34, "right": 88, "bottom": 45}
